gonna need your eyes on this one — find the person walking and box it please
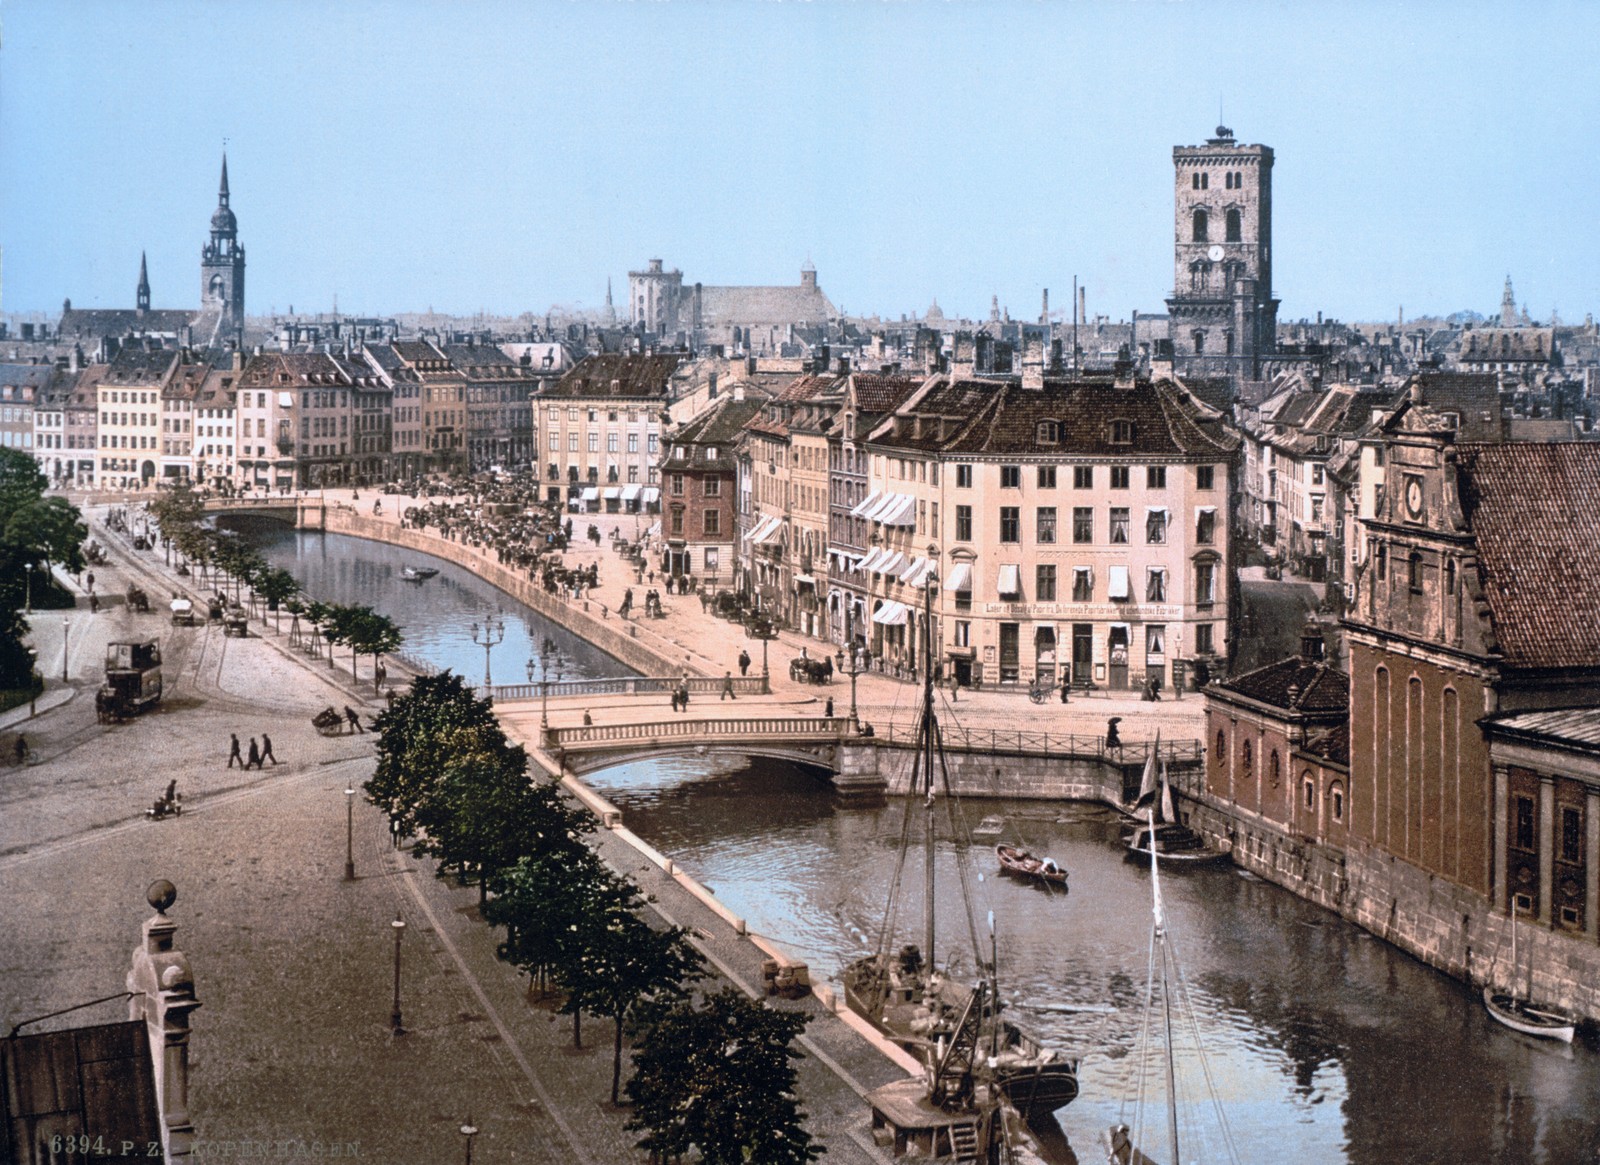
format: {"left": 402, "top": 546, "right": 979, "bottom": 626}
{"left": 721, "top": 671, "right": 736, "bottom": 700}
{"left": 582, "top": 709, "right": 593, "bottom": 726}
{"left": 13, "top": 734, "right": 28, "bottom": 766}
{"left": 260, "top": 732, "right": 278, "bottom": 766}
{"left": 824, "top": 697, "right": 834, "bottom": 718}
{"left": 738, "top": 649, "right": 750, "bottom": 677}
{"left": 228, "top": 733, "right": 243, "bottom": 768}
{"left": 344, "top": 705, "right": 365, "bottom": 734}
{"left": 1060, "top": 673, "right": 1071, "bottom": 704}
{"left": 1105, "top": 717, "right": 1122, "bottom": 754}
{"left": 246, "top": 737, "right": 262, "bottom": 770}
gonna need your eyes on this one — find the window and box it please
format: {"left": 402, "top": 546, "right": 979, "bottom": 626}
{"left": 1146, "top": 625, "right": 1165, "bottom": 657}
{"left": 1305, "top": 778, "right": 1317, "bottom": 810}
{"left": 956, "top": 464, "right": 973, "bottom": 488}
{"left": 1037, "top": 507, "right": 1057, "bottom": 543}
{"left": 588, "top": 409, "right": 597, "bottom": 422}
{"left": 1561, "top": 806, "right": 1582, "bottom": 864}
{"left": 1269, "top": 750, "right": 1281, "bottom": 786}
{"left": 1146, "top": 568, "right": 1167, "bottom": 603}
{"left": 1196, "top": 465, "right": 1215, "bottom": 490}
{"left": 1215, "top": 729, "right": 1226, "bottom": 762}
{"left": 1072, "top": 568, "right": 1093, "bottom": 602}
{"left": 1037, "top": 420, "right": 1059, "bottom": 444}
{"left": 607, "top": 433, "right": 618, "bottom": 453}
{"left": 956, "top": 505, "right": 973, "bottom": 541}
{"left": 999, "top": 507, "right": 1020, "bottom": 543}
{"left": 628, "top": 433, "right": 639, "bottom": 453}
{"left": 1312, "top": 464, "right": 1325, "bottom": 486}
{"left": 1196, "top": 561, "right": 1216, "bottom": 604}
{"left": 1242, "top": 738, "right": 1253, "bottom": 776}
{"left": 1036, "top": 565, "right": 1057, "bottom": 601}
{"left": 670, "top": 510, "right": 684, "bottom": 536}
{"left": 1147, "top": 466, "right": 1167, "bottom": 489}
{"left": 568, "top": 433, "right": 579, "bottom": 452}
{"left": 954, "top": 620, "right": 971, "bottom": 647}
{"left": 1225, "top": 208, "right": 1241, "bottom": 242}
{"left": 671, "top": 473, "right": 685, "bottom": 496}
{"left": 1408, "top": 552, "right": 1424, "bottom": 593}
{"left": 1376, "top": 543, "right": 1387, "bottom": 580}
{"left": 1073, "top": 507, "right": 1093, "bottom": 543}
{"left": 1192, "top": 208, "right": 1208, "bottom": 242}
{"left": 1110, "top": 465, "right": 1130, "bottom": 489}
{"left": 647, "top": 434, "right": 659, "bottom": 454}
{"left": 1001, "top": 465, "right": 1021, "bottom": 489}
{"left": 1109, "top": 508, "right": 1129, "bottom": 544}
{"left": 672, "top": 445, "right": 685, "bottom": 460}
{"left": 1146, "top": 509, "right": 1167, "bottom": 543}
{"left": 1445, "top": 559, "right": 1456, "bottom": 594}
{"left": 1037, "top": 466, "right": 1057, "bottom": 489}
{"left": 1514, "top": 796, "right": 1535, "bottom": 851}
{"left": 703, "top": 477, "right": 720, "bottom": 497}
{"left": 703, "top": 510, "right": 720, "bottom": 536}
{"left": 1110, "top": 420, "right": 1135, "bottom": 445}
{"left": 1074, "top": 466, "right": 1093, "bottom": 489}
{"left": 1192, "top": 330, "right": 1206, "bottom": 354}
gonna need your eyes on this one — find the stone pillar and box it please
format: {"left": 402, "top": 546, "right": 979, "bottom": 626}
{"left": 1538, "top": 776, "right": 1555, "bottom": 926}
{"left": 1492, "top": 765, "right": 1509, "bottom": 913}
{"left": 1587, "top": 788, "right": 1600, "bottom": 941}
{"left": 128, "top": 881, "right": 200, "bottom": 1161}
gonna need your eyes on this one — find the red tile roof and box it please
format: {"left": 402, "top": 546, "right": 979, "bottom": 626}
{"left": 1457, "top": 442, "right": 1600, "bottom": 670}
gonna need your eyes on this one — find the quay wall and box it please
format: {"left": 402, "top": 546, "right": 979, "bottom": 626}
{"left": 1185, "top": 796, "right": 1600, "bottom": 1023}
{"left": 317, "top": 507, "right": 683, "bottom": 679}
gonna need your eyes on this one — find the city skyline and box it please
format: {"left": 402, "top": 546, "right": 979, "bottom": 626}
{"left": 4, "top": 1, "right": 1598, "bottom": 324}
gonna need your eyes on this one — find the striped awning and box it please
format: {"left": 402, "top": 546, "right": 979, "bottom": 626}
{"left": 872, "top": 600, "right": 909, "bottom": 626}
{"left": 621, "top": 484, "right": 642, "bottom": 500}
{"left": 900, "top": 557, "right": 936, "bottom": 588}
{"left": 850, "top": 491, "right": 883, "bottom": 519}
{"left": 943, "top": 562, "right": 973, "bottom": 592}
{"left": 581, "top": 486, "right": 599, "bottom": 501}
{"left": 877, "top": 494, "right": 918, "bottom": 528}
{"left": 875, "top": 551, "right": 906, "bottom": 576}
{"left": 745, "top": 514, "right": 784, "bottom": 544}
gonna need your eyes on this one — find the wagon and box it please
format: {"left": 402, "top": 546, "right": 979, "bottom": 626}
{"left": 170, "top": 598, "right": 195, "bottom": 625}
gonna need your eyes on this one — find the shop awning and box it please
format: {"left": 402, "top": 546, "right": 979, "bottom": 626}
{"left": 900, "top": 557, "right": 936, "bottom": 588}
{"left": 793, "top": 574, "right": 815, "bottom": 587}
{"left": 997, "top": 563, "right": 1021, "bottom": 597}
{"left": 875, "top": 551, "right": 906, "bottom": 576}
{"left": 1108, "top": 565, "right": 1130, "bottom": 599}
{"left": 943, "top": 562, "right": 973, "bottom": 592}
{"left": 877, "top": 494, "right": 918, "bottom": 528}
{"left": 602, "top": 487, "right": 621, "bottom": 500}
{"left": 621, "top": 484, "right": 642, "bottom": 501}
{"left": 857, "top": 548, "right": 885, "bottom": 573}
{"left": 872, "top": 600, "right": 909, "bottom": 626}
{"left": 746, "top": 514, "right": 784, "bottom": 545}
{"left": 581, "top": 486, "right": 599, "bottom": 501}
{"left": 850, "top": 491, "right": 883, "bottom": 519}
{"left": 646, "top": 521, "right": 661, "bottom": 537}
{"left": 642, "top": 487, "right": 661, "bottom": 503}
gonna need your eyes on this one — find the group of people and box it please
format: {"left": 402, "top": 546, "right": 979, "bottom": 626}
{"left": 227, "top": 731, "right": 278, "bottom": 770}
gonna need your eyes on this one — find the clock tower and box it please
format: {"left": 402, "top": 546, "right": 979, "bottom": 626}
{"left": 1165, "top": 126, "right": 1277, "bottom": 381}
{"left": 200, "top": 154, "right": 246, "bottom": 330}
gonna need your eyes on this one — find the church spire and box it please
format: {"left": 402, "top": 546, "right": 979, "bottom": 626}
{"left": 137, "top": 251, "right": 151, "bottom": 313}
{"left": 219, "top": 153, "right": 230, "bottom": 207}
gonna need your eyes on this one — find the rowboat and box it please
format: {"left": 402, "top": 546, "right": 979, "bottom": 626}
{"left": 1482, "top": 986, "right": 1576, "bottom": 1043}
{"left": 400, "top": 566, "right": 438, "bottom": 582}
{"left": 996, "top": 845, "right": 1068, "bottom": 887}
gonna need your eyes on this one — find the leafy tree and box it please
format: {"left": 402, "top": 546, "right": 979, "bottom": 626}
{"left": 364, "top": 671, "right": 501, "bottom": 835}
{"left": 0, "top": 449, "right": 87, "bottom": 687}
{"left": 340, "top": 605, "right": 403, "bottom": 684}
{"left": 627, "top": 988, "right": 821, "bottom": 1165}
{"left": 252, "top": 567, "right": 299, "bottom": 633}
{"left": 486, "top": 846, "right": 607, "bottom": 999}
{"left": 148, "top": 484, "right": 204, "bottom": 564}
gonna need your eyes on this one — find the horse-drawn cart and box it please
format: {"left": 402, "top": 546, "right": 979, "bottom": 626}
{"left": 312, "top": 707, "right": 345, "bottom": 736}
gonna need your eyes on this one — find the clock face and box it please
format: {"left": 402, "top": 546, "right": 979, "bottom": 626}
{"left": 1405, "top": 478, "right": 1423, "bottom": 517}
{"left": 1207, "top": 245, "right": 1224, "bottom": 262}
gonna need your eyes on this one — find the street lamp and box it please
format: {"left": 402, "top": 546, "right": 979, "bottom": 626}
{"left": 390, "top": 913, "right": 406, "bottom": 1035}
{"left": 23, "top": 563, "right": 32, "bottom": 613}
{"left": 344, "top": 786, "right": 356, "bottom": 881}
{"left": 460, "top": 1118, "right": 479, "bottom": 1165}
{"left": 61, "top": 618, "right": 70, "bottom": 682}
{"left": 526, "top": 645, "right": 563, "bottom": 736}
{"left": 835, "top": 603, "right": 860, "bottom": 730}
{"left": 470, "top": 614, "right": 505, "bottom": 701}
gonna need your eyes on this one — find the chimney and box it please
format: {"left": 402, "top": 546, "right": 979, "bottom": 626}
{"left": 1113, "top": 358, "right": 1136, "bottom": 388}
{"left": 836, "top": 355, "right": 850, "bottom": 374}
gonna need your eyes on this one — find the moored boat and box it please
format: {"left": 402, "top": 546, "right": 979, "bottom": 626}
{"left": 1482, "top": 900, "right": 1577, "bottom": 1043}
{"left": 399, "top": 565, "right": 438, "bottom": 582}
{"left": 1121, "top": 745, "right": 1229, "bottom": 867}
{"left": 996, "top": 845, "right": 1069, "bottom": 887}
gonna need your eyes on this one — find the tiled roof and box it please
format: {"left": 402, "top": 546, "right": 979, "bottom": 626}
{"left": 0, "top": 364, "right": 55, "bottom": 392}
{"left": 1485, "top": 706, "right": 1600, "bottom": 754}
{"left": 1457, "top": 442, "right": 1600, "bottom": 670}
{"left": 698, "top": 284, "right": 835, "bottom": 327}
{"left": 103, "top": 346, "right": 179, "bottom": 385}
{"left": 1399, "top": 372, "right": 1502, "bottom": 441}
{"left": 237, "top": 352, "right": 347, "bottom": 387}
{"left": 542, "top": 354, "right": 681, "bottom": 399}
{"left": 1212, "top": 655, "right": 1350, "bottom": 715}
{"left": 59, "top": 308, "right": 197, "bottom": 338}
{"left": 1458, "top": 328, "right": 1554, "bottom": 363}
{"left": 850, "top": 373, "right": 922, "bottom": 416}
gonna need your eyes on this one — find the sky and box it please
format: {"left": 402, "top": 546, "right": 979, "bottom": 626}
{"left": 3, "top": 0, "right": 1598, "bottom": 325}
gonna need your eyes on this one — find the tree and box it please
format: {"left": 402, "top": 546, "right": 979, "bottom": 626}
{"left": 341, "top": 606, "right": 403, "bottom": 684}
{"left": 0, "top": 448, "right": 87, "bottom": 687}
{"left": 627, "top": 988, "right": 822, "bottom": 1165}
{"left": 365, "top": 671, "right": 502, "bottom": 836}
{"left": 485, "top": 846, "right": 607, "bottom": 999}
{"left": 252, "top": 568, "right": 299, "bottom": 634}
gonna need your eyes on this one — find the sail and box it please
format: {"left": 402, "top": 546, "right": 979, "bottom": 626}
{"left": 1134, "top": 730, "right": 1161, "bottom": 811}
{"left": 1160, "top": 760, "right": 1177, "bottom": 825}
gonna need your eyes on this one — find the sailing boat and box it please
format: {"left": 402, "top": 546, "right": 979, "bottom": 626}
{"left": 843, "top": 577, "right": 1080, "bottom": 1129}
{"left": 1104, "top": 798, "right": 1241, "bottom": 1165}
{"left": 1122, "top": 743, "right": 1229, "bottom": 867}
{"left": 1482, "top": 899, "right": 1576, "bottom": 1042}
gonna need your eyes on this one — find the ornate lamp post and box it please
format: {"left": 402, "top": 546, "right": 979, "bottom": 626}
{"left": 61, "top": 617, "right": 70, "bottom": 682}
{"left": 343, "top": 786, "right": 356, "bottom": 881}
{"left": 526, "top": 644, "right": 564, "bottom": 735}
{"left": 390, "top": 913, "right": 406, "bottom": 1035}
{"left": 23, "top": 562, "right": 32, "bottom": 613}
{"left": 835, "top": 603, "right": 860, "bottom": 730}
{"left": 470, "top": 615, "right": 505, "bottom": 702}
{"left": 460, "top": 1118, "right": 479, "bottom": 1165}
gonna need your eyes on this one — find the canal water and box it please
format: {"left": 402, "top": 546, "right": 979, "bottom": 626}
{"left": 246, "top": 522, "right": 1600, "bottom": 1165}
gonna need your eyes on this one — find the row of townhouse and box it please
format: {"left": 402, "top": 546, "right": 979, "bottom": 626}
{"left": 702, "top": 364, "right": 1241, "bottom": 692}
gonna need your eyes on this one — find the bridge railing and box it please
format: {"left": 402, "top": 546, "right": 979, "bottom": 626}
{"left": 548, "top": 716, "right": 848, "bottom": 748}
{"left": 490, "top": 675, "right": 768, "bottom": 702}
{"left": 869, "top": 723, "right": 1204, "bottom": 765}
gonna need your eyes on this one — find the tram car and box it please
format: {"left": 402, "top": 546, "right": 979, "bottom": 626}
{"left": 98, "top": 639, "right": 163, "bottom": 720}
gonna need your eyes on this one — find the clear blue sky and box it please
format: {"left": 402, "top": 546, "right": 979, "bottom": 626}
{"left": 3, "top": 1, "right": 1597, "bottom": 324}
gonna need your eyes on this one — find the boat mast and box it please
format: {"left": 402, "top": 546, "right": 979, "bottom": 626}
{"left": 1149, "top": 801, "right": 1181, "bottom": 1165}
{"left": 921, "top": 574, "right": 937, "bottom": 966}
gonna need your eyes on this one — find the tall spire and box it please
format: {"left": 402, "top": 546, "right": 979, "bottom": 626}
{"left": 219, "top": 153, "right": 230, "bottom": 207}
{"left": 137, "top": 251, "right": 151, "bottom": 312}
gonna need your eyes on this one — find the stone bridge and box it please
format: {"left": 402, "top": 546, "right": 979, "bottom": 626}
{"left": 202, "top": 496, "right": 326, "bottom": 528}
{"left": 541, "top": 714, "right": 857, "bottom": 788}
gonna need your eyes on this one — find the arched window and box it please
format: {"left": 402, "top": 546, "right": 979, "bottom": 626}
{"left": 1215, "top": 729, "right": 1226, "bottom": 762}
{"left": 1303, "top": 772, "right": 1317, "bottom": 810}
{"left": 1376, "top": 543, "right": 1387, "bottom": 580}
{"left": 1225, "top": 331, "right": 1236, "bottom": 356}
{"left": 1226, "top": 208, "right": 1242, "bottom": 242}
{"left": 1408, "top": 551, "right": 1423, "bottom": 593}
{"left": 1192, "top": 330, "right": 1206, "bottom": 355}
{"left": 1192, "top": 208, "right": 1209, "bottom": 242}
{"left": 1269, "top": 750, "right": 1281, "bottom": 786}
{"left": 1200, "top": 172, "right": 1209, "bottom": 190}
{"left": 1445, "top": 558, "right": 1456, "bottom": 594}
{"left": 1242, "top": 738, "right": 1253, "bottom": 776}
{"left": 1330, "top": 781, "right": 1345, "bottom": 822}
{"left": 1192, "top": 173, "right": 1200, "bottom": 190}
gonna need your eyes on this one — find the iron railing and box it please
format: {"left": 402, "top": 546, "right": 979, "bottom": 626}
{"left": 489, "top": 675, "right": 768, "bottom": 701}
{"left": 548, "top": 716, "right": 848, "bottom": 748}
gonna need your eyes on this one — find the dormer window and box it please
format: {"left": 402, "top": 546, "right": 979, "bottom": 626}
{"left": 705, "top": 446, "right": 718, "bottom": 460}
{"left": 1036, "top": 420, "right": 1060, "bottom": 445}
{"left": 1109, "top": 419, "right": 1135, "bottom": 445}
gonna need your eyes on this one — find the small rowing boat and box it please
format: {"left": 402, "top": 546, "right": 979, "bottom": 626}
{"left": 996, "top": 844, "right": 1068, "bottom": 887}
{"left": 400, "top": 566, "right": 438, "bottom": 582}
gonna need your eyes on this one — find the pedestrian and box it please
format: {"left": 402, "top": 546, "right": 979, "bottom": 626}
{"left": 1106, "top": 717, "right": 1122, "bottom": 753}
{"left": 260, "top": 732, "right": 278, "bottom": 765}
{"left": 345, "top": 705, "right": 365, "bottom": 733}
{"left": 824, "top": 697, "right": 834, "bottom": 718}
{"left": 228, "top": 733, "right": 243, "bottom": 768}
{"left": 375, "top": 661, "right": 387, "bottom": 689}
{"left": 670, "top": 687, "right": 681, "bottom": 713}
{"left": 86, "top": 570, "right": 95, "bottom": 593}
{"left": 1060, "top": 674, "right": 1071, "bottom": 704}
{"left": 246, "top": 737, "right": 262, "bottom": 769}
{"left": 583, "top": 709, "right": 593, "bottom": 726}
{"left": 13, "top": 734, "right": 27, "bottom": 766}
{"left": 678, "top": 685, "right": 690, "bottom": 712}
{"left": 721, "top": 671, "right": 736, "bottom": 700}
{"left": 738, "top": 649, "right": 750, "bottom": 677}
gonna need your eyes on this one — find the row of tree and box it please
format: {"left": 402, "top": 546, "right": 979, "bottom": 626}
{"left": 364, "top": 672, "right": 822, "bottom": 1163}
{"left": 0, "top": 449, "right": 86, "bottom": 689}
